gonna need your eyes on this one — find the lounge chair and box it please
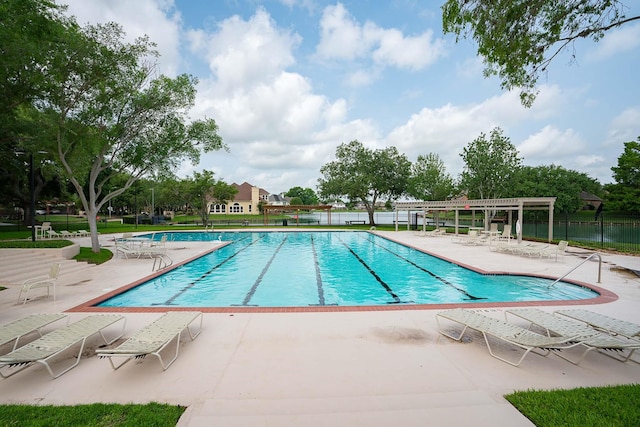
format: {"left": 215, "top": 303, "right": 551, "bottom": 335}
{"left": 451, "top": 230, "right": 478, "bottom": 244}
{"left": 506, "top": 308, "right": 640, "bottom": 364}
{"left": 18, "top": 262, "right": 61, "bottom": 304}
{"left": 46, "top": 229, "right": 62, "bottom": 239}
{"left": 96, "top": 311, "right": 203, "bottom": 371}
{"left": 76, "top": 229, "right": 90, "bottom": 237}
{"left": 0, "top": 314, "right": 126, "bottom": 378}
{"left": 0, "top": 314, "right": 68, "bottom": 354}
{"left": 59, "top": 230, "right": 79, "bottom": 238}
{"left": 523, "top": 240, "right": 568, "bottom": 261}
{"left": 556, "top": 309, "right": 640, "bottom": 340}
{"left": 436, "top": 308, "right": 581, "bottom": 366}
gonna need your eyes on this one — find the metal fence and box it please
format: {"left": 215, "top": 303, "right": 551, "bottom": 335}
{"left": 522, "top": 212, "right": 640, "bottom": 252}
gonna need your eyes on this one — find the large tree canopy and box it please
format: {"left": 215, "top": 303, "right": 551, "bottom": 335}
{"left": 604, "top": 138, "right": 640, "bottom": 211}
{"left": 318, "top": 140, "right": 411, "bottom": 225}
{"left": 512, "top": 164, "right": 602, "bottom": 213}
{"left": 459, "top": 127, "right": 521, "bottom": 200}
{"left": 407, "top": 153, "right": 455, "bottom": 201}
{"left": 442, "top": 0, "right": 640, "bottom": 106}
{"left": 285, "top": 186, "right": 319, "bottom": 206}
{"left": 41, "top": 22, "right": 226, "bottom": 251}
{"left": 0, "top": 0, "right": 73, "bottom": 224}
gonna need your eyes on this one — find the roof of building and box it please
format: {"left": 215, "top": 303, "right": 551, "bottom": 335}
{"left": 231, "top": 182, "right": 270, "bottom": 202}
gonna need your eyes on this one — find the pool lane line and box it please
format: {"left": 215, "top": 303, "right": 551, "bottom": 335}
{"left": 238, "top": 234, "right": 289, "bottom": 306}
{"left": 310, "top": 234, "right": 326, "bottom": 306}
{"left": 337, "top": 236, "right": 405, "bottom": 304}
{"left": 366, "top": 236, "right": 486, "bottom": 301}
{"left": 155, "top": 234, "right": 263, "bottom": 306}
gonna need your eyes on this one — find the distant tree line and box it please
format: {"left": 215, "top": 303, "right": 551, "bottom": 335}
{"left": 317, "top": 128, "right": 638, "bottom": 225}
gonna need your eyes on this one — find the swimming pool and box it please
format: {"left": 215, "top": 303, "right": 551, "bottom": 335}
{"left": 96, "top": 231, "right": 599, "bottom": 308}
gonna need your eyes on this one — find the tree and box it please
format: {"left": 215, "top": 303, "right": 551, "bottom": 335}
{"left": 407, "top": 153, "right": 455, "bottom": 227}
{"left": 0, "top": 0, "right": 74, "bottom": 222}
{"left": 284, "top": 187, "right": 319, "bottom": 205}
{"left": 442, "top": 1, "right": 640, "bottom": 106}
{"left": 210, "top": 180, "right": 238, "bottom": 215}
{"left": 289, "top": 196, "right": 304, "bottom": 206}
{"left": 318, "top": 140, "right": 411, "bottom": 225}
{"left": 40, "top": 22, "right": 226, "bottom": 251}
{"left": 512, "top": 165, "right": 602, "bottom": 214}
{"left": 407, "top": 153, "right": 455, "bottom": 201}
{"left": 459, "top": 127, "right": 521, "bottom": 200}
{"left": 185, "top": 170, "right": 216, "bottom": 228}
{"left": 604, "top": 138, "right": 640, "bottom": 211}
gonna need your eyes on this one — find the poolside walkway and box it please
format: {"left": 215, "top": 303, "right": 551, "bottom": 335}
{"left": 0, "top": 229, "right": 639, "bottom": 426}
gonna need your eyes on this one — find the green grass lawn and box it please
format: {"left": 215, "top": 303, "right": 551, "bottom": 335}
{"left": 0, "top": 402, "right": 185, "bottom": 426}
{"left": 505, "top": 384, "right": 640, "bottom": 426}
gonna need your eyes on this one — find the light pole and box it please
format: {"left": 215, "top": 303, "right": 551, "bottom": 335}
{"left": 151, "top": 187, "right": 155, "bottom": 223}
{"left": 29, "top": 153, "right": 36, "bottom": 242}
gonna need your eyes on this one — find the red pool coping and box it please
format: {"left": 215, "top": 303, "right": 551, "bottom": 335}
{"left": 66, "top": 233, "right": 619, "bottom": 314}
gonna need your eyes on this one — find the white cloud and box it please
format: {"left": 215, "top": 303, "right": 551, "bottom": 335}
{"left": 187, "top": 8, "right": 301, "bottom": 91}
{"left": 62, "top": 0, "right": 183, "bottom": 76}
{"left": 315, "top": 3, "right": 445, "bottom": 71}
{"left": 517, "top": 126, "right": 586, "bottom": 164}
{"left": 604, "top": 107, "right": 640, "bottom": 146}
{"left": 586, "top": 23, "right": 640, "bottom": 62}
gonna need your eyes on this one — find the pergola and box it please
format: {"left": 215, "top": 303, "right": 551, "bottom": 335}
{"left": 262, "top": 204, "right": 334, "bottom": 226}
{"left": 394, "top": 197, "right": 556, "bottom": 243}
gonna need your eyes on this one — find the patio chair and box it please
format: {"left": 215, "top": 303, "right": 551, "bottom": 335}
{"left": 0, "top": 314, "right": 68, "bottom": 354}
{"left": 76, "top": 230, "right": 90, "bottom": 237}
{"left": 506, "top": 308, "right": 640, "bottom": 364}
{"left": 436, "top": 308, "right": 581, "bottom": 366}
{"left": 0, "top": 314, "right": 126, "bottom": 378}
{"left": 96, "top": 311, "right": 203, "bottom": 371}
{"left": 37, "top": 222, "right": 51, "bottom": 240}
{"left": 555, "top": 309, "right": 640, "bottom": 340}
{"left": 18, "top": 262, "right": 61, "bottom": 304}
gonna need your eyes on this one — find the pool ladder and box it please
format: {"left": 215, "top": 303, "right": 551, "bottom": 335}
{"left": 548, "top": 252, "right": 602, "bottom": 288}
{"left": 152, "top": 253, "right": 174, "bottom": 272}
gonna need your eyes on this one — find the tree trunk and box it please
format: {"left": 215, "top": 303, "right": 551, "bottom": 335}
{"left": 87, "top": 208, "right": 101, "bottom": 253}
{"left": 366, "top": 205, "right": 375, "bottom": 226}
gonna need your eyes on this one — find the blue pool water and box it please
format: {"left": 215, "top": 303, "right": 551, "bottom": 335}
{"left": 97, "top": 231, "right": 598, "bottom": 308}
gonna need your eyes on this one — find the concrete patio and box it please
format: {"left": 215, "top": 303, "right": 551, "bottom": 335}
{"left": 0, "top": 229, "right": 639, "bottom": 426}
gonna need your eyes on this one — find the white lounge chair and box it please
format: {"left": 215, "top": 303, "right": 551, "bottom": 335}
{"left": 520, "top": 240, "right": 568, "bottom": 260}
{"left": 46, "top": 229, "right": 62, "bottom": 239}
{"left": 96, "top": 311, "right": 202, "bottom": 371}
{"left": 0, "top": 314, "right": 68, "bottom": 354}
{"left": 59, "top": 230, "right": 79, "bottom": 238}
{"left": 556, "top": 309, "right": 640, "bottom": 340}
{"left": 18, "top": 262, "right": 61, "bottom": 304}
{"left": 506, "top": 308, "right": 640, "bottom": 364}
{"left": 436, "top": 308, "right": 581, "bottom": 366}
{"left": 0, "top": 314, "right": 126, "bottom": 378}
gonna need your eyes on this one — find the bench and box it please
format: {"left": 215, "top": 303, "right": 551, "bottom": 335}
{"left": 345, "top": 220, "right": 366, "bottom": 225}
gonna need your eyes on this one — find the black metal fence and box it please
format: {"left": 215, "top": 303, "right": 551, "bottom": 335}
{"left": 522, "top": 212, "right": 640, "bottom": 252}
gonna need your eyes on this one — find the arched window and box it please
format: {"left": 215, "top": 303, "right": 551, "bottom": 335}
{"left": 230, "top": 203, "right": 243, "bottom": 213}
{"left": 210, "top": 204, "right": 226, "bottom": 213}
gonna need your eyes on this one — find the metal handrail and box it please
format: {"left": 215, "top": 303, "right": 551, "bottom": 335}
{"left": 548, "top": 252, "right": 602, "bottom": 288}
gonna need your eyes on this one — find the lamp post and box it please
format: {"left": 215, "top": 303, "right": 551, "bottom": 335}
{"left": 29, "top": 153, "right": 36, "bottom": 242}
{"left": 151, "top": 187, "right": 155, "bottom": 223}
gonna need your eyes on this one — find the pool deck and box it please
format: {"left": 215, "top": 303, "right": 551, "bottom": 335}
{"left": 1, "top": 229, "right": 640, "bottom": 426}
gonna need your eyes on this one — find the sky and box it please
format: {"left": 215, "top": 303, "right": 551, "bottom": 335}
{"left": 59, "top": 0, "right": 640, "bottom": 195}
